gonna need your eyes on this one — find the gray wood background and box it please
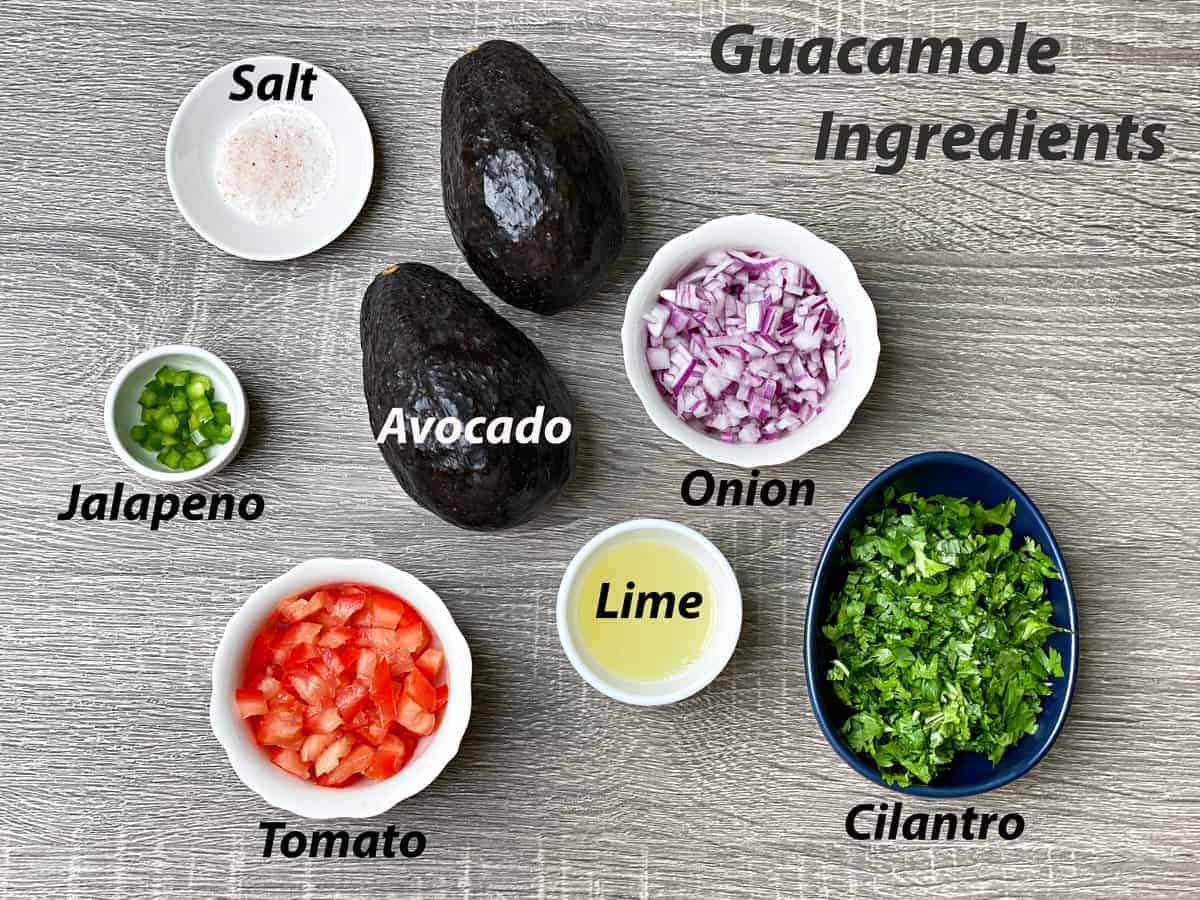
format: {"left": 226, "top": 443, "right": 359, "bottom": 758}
{"left": 2, "top": 0, "right": 1197, "bottom": 897}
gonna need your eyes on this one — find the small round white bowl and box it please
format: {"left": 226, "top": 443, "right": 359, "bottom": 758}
{"left": 210, "top": 558, "right": 473, "bottom": 819}
{"left": 166, "top": 54, "right": 373, "bottom": 261}
{"left": 622, "top": 214, "right": 880, "bottom": 468}
{"left": 104, "top": 344, "right": 247, "bottom": 484}
{"left": 556, "top": 519, "right": 741, "bottom": 706}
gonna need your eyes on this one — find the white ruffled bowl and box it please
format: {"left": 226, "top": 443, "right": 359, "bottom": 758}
{"left": 621, "top": 214, "right": 880, "bottom": 468}
{"left": 210, "top": 558, "right": 472, "bottom": 819}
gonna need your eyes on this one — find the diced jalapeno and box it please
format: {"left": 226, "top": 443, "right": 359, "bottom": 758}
{"left": 187, "top": 374, "right": 212, "bottom": 397}
{"left": 128, "top": 364, "right": 233, "bottom": 470}
{"left": 182, "top": 449, "right": 207, "bottom": 469}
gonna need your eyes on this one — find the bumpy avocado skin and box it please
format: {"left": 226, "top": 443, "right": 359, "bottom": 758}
{"left": 441, "top": 40, "right": 628, "bottom": 316}
{"left": 361, "top": 263, "right": 577, "bottom": 530}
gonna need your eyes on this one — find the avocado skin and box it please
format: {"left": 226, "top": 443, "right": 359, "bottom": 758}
{"left": 361, "top": 263, "right": 576, "bottom": 530}
{"left": 441, "top": 40, "right": 628, "bottom": 316}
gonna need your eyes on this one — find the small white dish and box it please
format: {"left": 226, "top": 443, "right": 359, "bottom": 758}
{"left": 166, "top": 54, "right": 373, "bottom": 261}
{"left": 104, "top": 344, "right": 247, "bottom": 484}
{"left": 210, "top": 558, "right": 473, "bottom": 819}
{"left": 556, "top": 518, "right": 741, "bottom": 706}
{"left": 621, "top": 214, "right": 880, "bottom": 468}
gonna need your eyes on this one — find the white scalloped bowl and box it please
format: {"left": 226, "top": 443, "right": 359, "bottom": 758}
{"left": 105, "top": 344, "right": 247, "bottom": 484}
{"left": 166, "top": 54, "right": 373, "bottom": 261}
{"left": 210, "top": 558, "right": 472, "bottom": 819}
{"left": 622, "top": 214, "right": 880, "bottom": 468}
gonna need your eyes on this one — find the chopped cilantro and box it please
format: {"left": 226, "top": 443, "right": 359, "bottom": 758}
{"left": 823, "top": 488, "right": 1066, "bottom": 786}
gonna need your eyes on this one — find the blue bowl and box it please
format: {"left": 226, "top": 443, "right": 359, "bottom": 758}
{"left": 805, "top": 451, "right": 1078, "bottom": 797}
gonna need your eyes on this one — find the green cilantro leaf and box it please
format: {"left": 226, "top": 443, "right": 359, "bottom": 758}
{"left": 824, "top": 492, "right": 1068, "bottom": 786}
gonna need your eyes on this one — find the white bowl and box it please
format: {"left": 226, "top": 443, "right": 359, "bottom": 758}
{"left": 166, "top": 54, "right": 373, "bottom": 261}
{"left": 621, "top": 214, "right": 880, "bottom": 468}
{"left": 104, "top": 344, "right": 247, "bottom": 484}
{"left": 210, "top": 558, "right": 473, "bottom": 819}
{"left": 556, "top": 519, "right": 741, "bottom": 706}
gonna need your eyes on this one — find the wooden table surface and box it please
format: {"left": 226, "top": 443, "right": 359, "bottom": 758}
{"left": 3, "top": 1, "right": 1198, "bottom": 897}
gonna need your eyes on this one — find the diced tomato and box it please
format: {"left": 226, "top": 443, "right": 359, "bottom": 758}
{"left": 364, "top": 750, "right": 404, "bottom": 780}
{"left": 395, "top": 622, "right": 429, "bottom": 655}
{"left": 317, "top": 626, "right": 353, "bottom": 648}
{"left": 338, "top": 585, "right": 368, "bottom": 601}
{"left": 274, "top": 621, "right": 321, "bottom": 651}
{"left": 397, "top": 695, "right": 436, "bottom": 736}
{"left": 335, "top": 681, "right": 369, "bottom": 720}
{"left": 257, "top": 710, "right": 303, "bottom": 747}
{"left": 356, "top": 711, "right": 390, "bottom": 746}
{"left": 288, "top": 664, "right": 334, "bottom": 708}
{"left": 304, "top": 706, "right": 343, "bottom": 735}
{"left": 378, "top": 734, "right": 409, "bottom": 755}
{"left": 235, "top": 688, "right": 268, "bottom": 718}
{"left": 372, "top": 659, "right": 397, "bottom": 723}
{"left": 415, "top": 648, "right": 444, "bottom": 680}
{"left": 387, "top": 651, "right": 415, "bottom": 679}
{"left": 271, "top": 748, "right": 311, "bottom": 780}
{"left": 252, "top": 674, "right": 283, "bottom": 699}
{"left": 285, "top": 641, "right": 320, "bottom": 669}
{"left": 324, "top": 591, "right": 367, "bottom": 625}
{"left": 337, "top": 644, "right": 361, "bottom": 671}
{"left": 279, "top": 590, "right": 328, "bottom": 623}
{"left": 370, "top": 591, "right": 414, "bottom": 629}
{"left": 356, "top": 627, "right": 401, "bottom": 653}
{"left": 267, "top": 688, "right": 303, "bottom": 715}
{"left": 318, "top": 647, "right": 346, "bottom": 676}
{"left": 300, "top": 732, "right": 335, "bottom": 763}
{"left": 365, "top": 736, "right": 410, "bottom": 780}
{"left": 246, "top": 631, "right": 275, "bottom": 675}
{"left": 355, "top": 649, "right": 379, "bottom": 682}
{"left": 309, "top": 661, "right": 332, "bottom": 685}
{"left": 405, "top": 667, "right": 437, "bottom": 712}
{"left": 314, "top": 733, "right": 354, "bottom": 776}
{"left": 321, "top": 744, "right": 375, "bottom": 787}
{"left": 239, "top": 582, "right": 443, "bottom": 788}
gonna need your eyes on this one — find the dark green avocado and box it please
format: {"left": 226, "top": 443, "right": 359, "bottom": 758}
{"left": 441, "top": 40, "right": 628, "bottom": 316}
{"left": 361, "top": 263, "right": 576, "bottom": 530}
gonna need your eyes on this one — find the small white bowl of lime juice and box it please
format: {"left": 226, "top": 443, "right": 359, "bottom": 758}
{"left": 556, "top": 518, "right": 742, "bottom": 706}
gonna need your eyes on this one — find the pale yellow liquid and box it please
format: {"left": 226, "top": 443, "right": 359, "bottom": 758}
{"left": 573, "top": 538, "right": 714, "bottom": 682}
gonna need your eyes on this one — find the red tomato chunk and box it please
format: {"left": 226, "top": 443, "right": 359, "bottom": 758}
{"left": 237, "top": 582, "right": 447, "bottom": 787}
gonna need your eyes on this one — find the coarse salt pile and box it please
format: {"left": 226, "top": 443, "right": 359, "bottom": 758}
{"left": 644, "top": 249, "right": 850, "bottom": 443}
{"left": 216, "top": 105, "right": 336, "bottom": 226}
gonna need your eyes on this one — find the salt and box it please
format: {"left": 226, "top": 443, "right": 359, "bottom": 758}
{"left": 215, "top": 104, "right": 335, "bottom": 226}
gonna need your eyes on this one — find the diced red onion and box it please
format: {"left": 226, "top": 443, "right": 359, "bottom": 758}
{"left": 643, "top": 249, "right": 850, "bottom": 443}
{"left": 647, "top": 347, "right": 671, "bottom": 370}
